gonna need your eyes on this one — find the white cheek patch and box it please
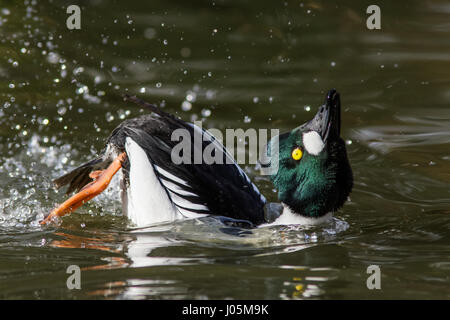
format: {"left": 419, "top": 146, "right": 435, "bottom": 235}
{"left": 302, "top": 131, "right": 325, "bottom": 156}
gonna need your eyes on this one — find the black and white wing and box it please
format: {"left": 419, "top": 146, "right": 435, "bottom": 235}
{"left": 112, "top": 96, "right": 267, "bottom": 225}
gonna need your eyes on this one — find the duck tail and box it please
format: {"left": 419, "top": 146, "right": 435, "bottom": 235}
{"left": 53, "top": 157, "right": 108, "bottom": 195}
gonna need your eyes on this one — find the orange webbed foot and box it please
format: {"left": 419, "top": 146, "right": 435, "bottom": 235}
{"left": 41, "top": 152, "right": 127, "bottom": 225}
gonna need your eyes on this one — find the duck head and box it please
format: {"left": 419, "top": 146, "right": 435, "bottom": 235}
{"left": 266, "top": 89, "right": 353, "bottom": 218}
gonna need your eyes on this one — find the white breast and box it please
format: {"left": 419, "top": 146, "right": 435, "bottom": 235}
{"left": 261, "top": 204, "right": 333, "bottom": 227}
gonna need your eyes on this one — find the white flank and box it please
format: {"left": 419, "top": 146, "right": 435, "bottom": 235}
{"left": 302, "top": 131, "right": 325, "bottom": 156}
{"left": 125, "top": 138, "right": 180, "bottom": 227}
{"left": 261, "top": 204, "right": 333, "bottom": 227}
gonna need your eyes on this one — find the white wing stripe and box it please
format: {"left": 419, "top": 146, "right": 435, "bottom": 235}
{"left": 161, "top": 179, "right": 198, "bottom": 197}
{"left": 170, "top": 192, "right": 209, "bottom": 211}
{"left": 155, "top": 165, "right": 190, "bottom": 187}
{"left": 176, "top": 207, "right": 208, "bottom": 218}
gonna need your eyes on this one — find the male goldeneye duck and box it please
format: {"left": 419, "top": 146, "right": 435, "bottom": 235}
{"left": 40, "top": 89, "right": 353, "bottom": 227}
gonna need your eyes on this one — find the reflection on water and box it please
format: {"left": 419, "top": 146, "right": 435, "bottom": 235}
{"left": 0, "top": 0, "right": 449, "bottom": 299}
{"left": 48, "top": 216, "right": 349, "bottom": 269}
{"left": 40, "top": 216, "right": 350, "bottom": 299}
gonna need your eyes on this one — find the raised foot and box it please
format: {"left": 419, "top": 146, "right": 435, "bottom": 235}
{"left": 40, "top": 152, "right": 127, "bottom": 225}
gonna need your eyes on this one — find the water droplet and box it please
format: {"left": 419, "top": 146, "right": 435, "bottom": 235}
{"left": 9, "top": 189, "right": 19, "bottom": 201}
{"left": 25, "top": 188, "right": 35, "bottom": 199}
{"left": 117, "top": 109, "right": 127, "bottom": 120}
{"left": 73, "top": 66, "right": 84, "bottom": 75}
{"left": 201, "top": 109, "right": 211, "bottom": 117}
{"left": 186, "top": 91, "right": 196, "bottom": 102}
{"left": 105, "top": 112, "right": 114, "bottom": 122}
{"left": 181, "top": 100, "right": 192, "bottom": 111}
{"left": 57, "top": 106, "right": 67, "bottom": 115}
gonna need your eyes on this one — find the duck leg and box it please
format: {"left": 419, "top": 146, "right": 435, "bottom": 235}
{"left": 41, "top": 152, "right": 127, "bottom": 225}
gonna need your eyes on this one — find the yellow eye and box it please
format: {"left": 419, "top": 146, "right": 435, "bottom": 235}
{"left": 291, "top": 147, "right": 303, "bottom": 161}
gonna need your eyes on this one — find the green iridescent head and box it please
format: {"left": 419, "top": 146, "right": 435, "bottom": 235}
{"left": 265, "top": 89, "right": 353, "bottom": 218}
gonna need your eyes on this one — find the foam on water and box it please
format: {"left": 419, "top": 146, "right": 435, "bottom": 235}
{"left": 0, "top": 134, "right": 123, "bottom": 230}
{"left": 130, "top": 215, "right": 349, "bottom": 251}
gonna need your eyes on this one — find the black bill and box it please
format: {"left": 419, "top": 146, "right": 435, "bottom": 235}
{"left": 306, "top": 89, "right": 341, "bottom": 143}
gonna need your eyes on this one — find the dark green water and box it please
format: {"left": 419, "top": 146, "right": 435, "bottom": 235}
{"left": 0, "top": 0, "right": 449, "bottom": 299}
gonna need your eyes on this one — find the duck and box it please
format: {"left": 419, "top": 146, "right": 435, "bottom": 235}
{"left": 40, "top": 89, "right": 353, "bottom": 228}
